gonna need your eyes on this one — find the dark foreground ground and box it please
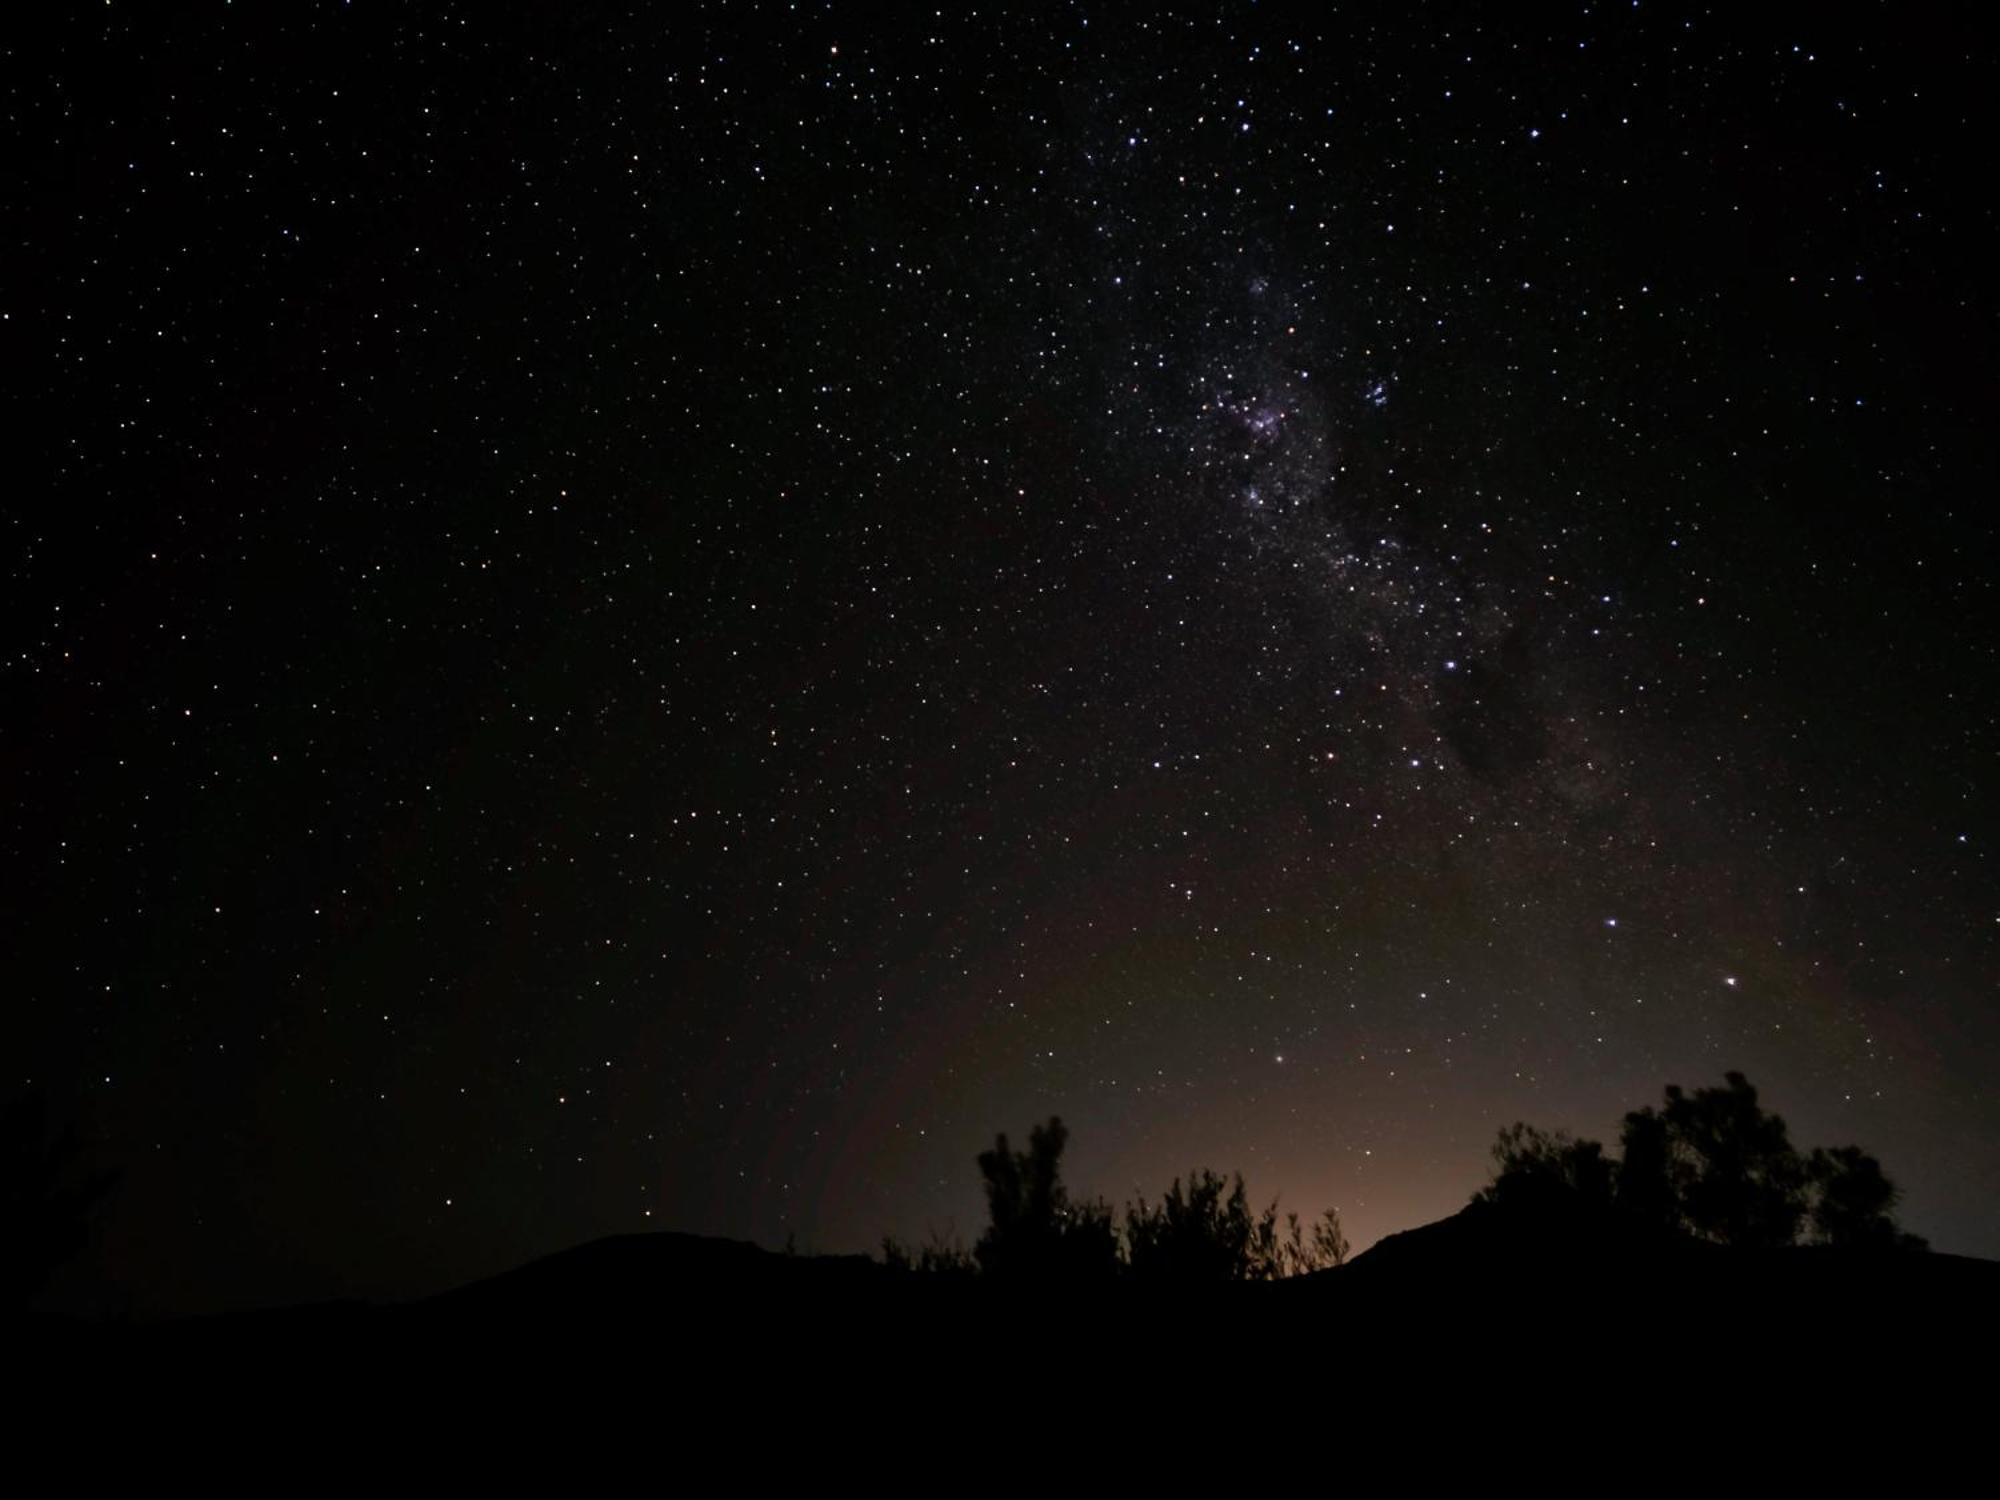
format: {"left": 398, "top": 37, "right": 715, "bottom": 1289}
{"left": 24, "top": 1191, "right": 1997, "bottom": 1384}
{"left": 15, "top": 1204, "right": 1996, "bottom": 1474}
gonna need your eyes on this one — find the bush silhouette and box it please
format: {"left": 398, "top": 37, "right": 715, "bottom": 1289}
{"left": 1124, "top": 1175, "right": 1351, "bottom": 1281}
{"left": 1260, "top": 1205, "right": 1350, "bottom": 1278}
{"left": 1482, "top": 1072, "right": 1926, "bottom": 1251}
{"left": 880, "top": 1229, "right": 977, "bottom": 1277}
{"left": 1125, "top": 1170, "right": 1263, "bottom": 1282}
{"left": 922, "top": 1116, "right": 1348, "bottom": 1284}
{"left": 972, "top": 1117, "right": 1120, "bottom": 1281}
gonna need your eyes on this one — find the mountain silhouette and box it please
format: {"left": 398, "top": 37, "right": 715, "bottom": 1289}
{"left": 1276, "top": 1176, "right": 1998, "bottom": 1350}
{"left": 16, "top": 1194, "right": 1996, "bottom": 1456}
{"left": 27, "top": 1187, "right": 1990, "bottom": 1359}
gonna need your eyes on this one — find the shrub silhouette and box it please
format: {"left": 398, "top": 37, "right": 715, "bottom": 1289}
{"left": 1125, "top": 1176, "right": 1351, "bottom": 1281}
{"left": 881, "top": 1228, "right": 977, "bottom": 1277}
{"left": 933, "top": 1116, "right": 1348, "bottom": 1283}
{"left": 1262, "top": 1205, "right": 1350, "bottom": 1278}
{"left": 1482, "top": 1072, "right": 1926, "bottom": 1251}
{"left": 972, "top": 1117, "right": 1120, "bottom": 1281}
{"left": 1304, "top": 1205, "right": 1351, "bottom": 1270}
{"left": 1125, "top": 1170, "right": 1262, "bottom": 1282}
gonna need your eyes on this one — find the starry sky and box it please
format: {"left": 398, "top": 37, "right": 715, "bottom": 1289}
{"left": 8, "top": 3, "right": 1995, "bottom": 1316}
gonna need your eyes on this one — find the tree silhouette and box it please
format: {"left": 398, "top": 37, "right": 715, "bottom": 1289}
{"left": 1809, "top": 1145, "right": 1926, "bottom": 1250}
{"left": 1477, "top": 1123, "right": 1615, "bottom": 1209}
{"left": 1480, "top": 1072, "right": 1925, "bottom": 1252}
{"left": 972, "top": 1117, "right": 1119, "bottom": 1281}
{"left": 1612, "top": 1103, "right": 1679, "bottom": 1230}
{"left": 1652, "top": 1073, "right": 1811, "bottom": 1248}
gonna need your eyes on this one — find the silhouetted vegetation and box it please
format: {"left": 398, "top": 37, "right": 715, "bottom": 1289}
{"left": 1125, "top": 1170, "right": 1264, "bottom": 1282}
{"left": 1480, "top": 1123, "right": 1616, "bottom": 1208}
{"left": 1481, "top": 1072, "right": 1927, "bottom": 1251}
{"left": 1126, "top": 1172, "right": 1350, "bottom": 1281}
{"left": 879, "top": 1229, "right": 978, "bottom": 1277}
{"left": 886, "top": 1074, "right": 1926, "bottom": 1292}
{"left": 4, "top": 1088, "right": 119, "bottom": 1312}
{"left": 972, "top": 1117, "right": 1121, "bottom": 1281}
{"left": 1807, "top": 1145, "right": 1908, "bottom": 1249}
{"left": 884, "top": 1115, "right": 1349, "bottom": 1283}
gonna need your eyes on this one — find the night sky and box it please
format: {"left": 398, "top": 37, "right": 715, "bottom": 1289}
{"left": 8, "top": 3, "right": 1995, "bottom": 1316}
